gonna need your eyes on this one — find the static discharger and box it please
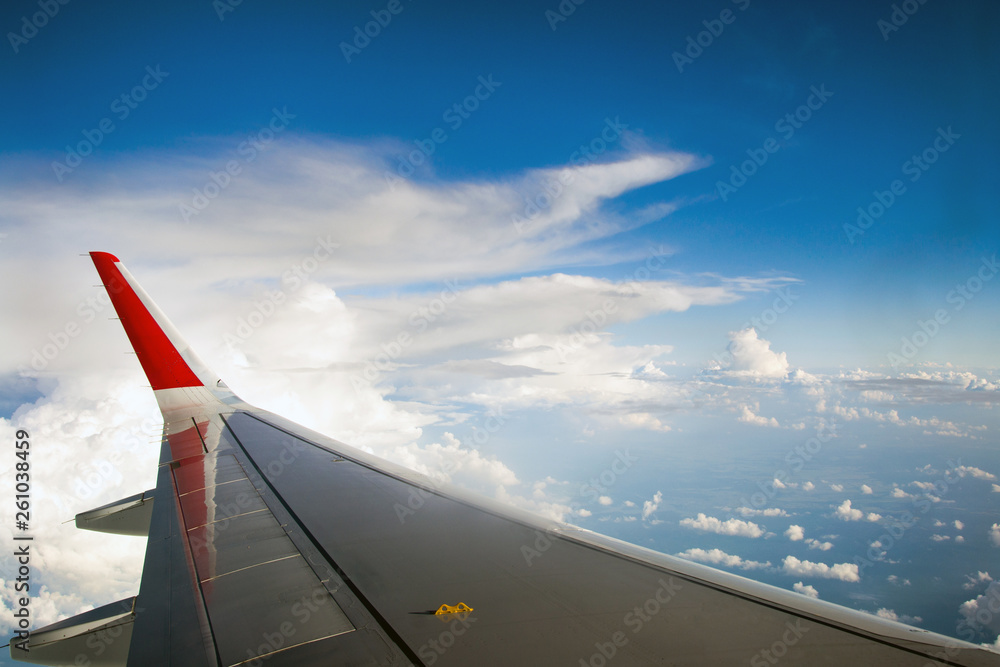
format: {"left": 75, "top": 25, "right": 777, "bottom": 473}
{"left": 434, "top": 603, "right": 473, "bottom": 615}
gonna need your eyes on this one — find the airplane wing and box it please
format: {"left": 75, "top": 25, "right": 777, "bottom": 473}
{"left": 10, "top": 252, "right": 1000, "bottom": 666}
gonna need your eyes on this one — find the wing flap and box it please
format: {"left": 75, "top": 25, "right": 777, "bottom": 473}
{"left": 9, "top": 598, "right": 136, "bottom": 667}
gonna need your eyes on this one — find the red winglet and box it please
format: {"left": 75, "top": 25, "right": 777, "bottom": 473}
{"left": 90, "top": 252, "right": 203, "bottom": 391}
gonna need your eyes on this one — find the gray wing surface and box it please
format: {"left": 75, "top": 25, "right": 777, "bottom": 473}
{"left": 216, "top": 408, "right": 1000, "bottom": 666}
{"left": 9, "top": 253, "right": 1000, "bottom": 666}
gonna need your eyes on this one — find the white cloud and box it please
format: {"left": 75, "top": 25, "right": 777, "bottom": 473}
{"left": 10, "top": 141, "right": 704, "bottom": 290}
{"left": 859, "top": 390, "right": 895, "bottom": 403}
{"left": 642, "top": 491, "right": 663, "bottom": 521}
{"left": 959, "top": 582, "right": 1000, "bottom": 633}
{"left": 990, "top": 524, "right": 1000, "bottom": 547}
{"left": 492, "top": 485, "right": 574, "bottom": 524}
{"left": 802, "top": 481, "right": 815, "bottom": 491}
{"left": 679, "top": 513, "right": 764, "bottom": 538}
{"left": 955, "top": 520, "right": 965, "bottom": 530}
{"left": 676, "top": 548, "right": 771, "bottom": 571}
{"left": 806, "top": 539, "right": 834, "bottom": 551}
{"left": 0, "top": 375, "right": 161, "bottom": 635}
{"left": 781, "top": 556, "right": 860, "bottom": 582}
{"left": 850, "top": 408, "right": 984, "bottom": 439}
{"left": 720, "top": 328, "right": 790, "bottom": 379}
{"left": 738, "top": 404, "right": 780, "bottom": 428}
{"left": 785, "top": 525, "right": 805, "bottom": 541}
{"left": 873, "top": 608, "right": 922, "bottom": 625}
{"left": 931, "top": 534, "right": 951, "bottom": 542}
{"left": 793, "top": 582, "right": 819, "bottom": 598}
{"left": 735, "top": 507, "right": 788, "bottom": 517}
{"left": 953, "top": 466, "right": 997, "bottom": 481}
{"left": 832, "top": 499, "right": 881, "bottom": 523}
{"left": 598, "top": 495, "right": 613, "bottom": 506}
{"left": 834, "top": 499, "right": 862, "bottom": 521}
{"left": 964, "top": 572, "right": 993, "bottom": 590}
{"left": 829, "top": 483, "right": 844, "bottom": 492}
{"left": 993, "top": 484, "right": 1000, "bottom": 493}
{"left": 861, "top": 484, "right": 873, "bottom": 495}
{"left": 618, "top": 412, "right": 672, "bottom": 432}
{"left": 384, "top": 432, "right": 520, "bottom": 492}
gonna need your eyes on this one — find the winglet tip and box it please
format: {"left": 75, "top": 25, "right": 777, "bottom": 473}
{"left": 89, "top": 251, "right": 121, "bottom": 264}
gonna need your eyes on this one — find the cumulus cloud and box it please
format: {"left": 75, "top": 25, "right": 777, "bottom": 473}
{"left": 738, "top": 404, "right": 780, "bottom": 427}
{"left": 642, "top": 491, "right": 663, "bottom": 521}
{"left": 859, "top": 390, "right": 895, "bottom": 403}
{"left": 719, "top": 328, "right": 790, "bottom": 379}
{"left": 598, "top": 495, "right": 613, "bottom": 506}
{"left": 873, "top": 608, "right": 922, "bottom": 625}
{"left": 618, "top": 412, "right": 672, "bottom": 432}
{"left": 959, "top": 582, "right": 1000, "bottom": 634}
{"left": 964, "top": 572, "right": 993, "bottom": 590}
{"left": 384, "top": 432, "right": 520, "bottom": 493}
{"left": 806, "top": 539, "right": 834, "bottom": 551}
{"left": 991, "top": 524, "right": 1000, "bottom": 547}
{"left": 679, "top": 513, "right": 764, "bottom": 538}
{"left": 781, "top": 556, "right": 860, "bottom": 582}
{"left": 676, "top": 548, "right": 771, "bottom": 571}
{"left": 953, "top": 466, "right": 997, "bottom": 481}
{"left": 735, "top": 507, "right": 788, "bottom": 517}
{"left": 785, "top": 525, "right": 805, "bottom": 541}
{"left": 793, "top": 582, "right": 819, "bottom": 598}
{"left": 861, "top": 484, "right": 873, "bottom": 495}
{"left": 833, "top": 499, "right": 880, "bottom": 522}
{"left": 0, "top": 376, "right": 160, "bottom": 635}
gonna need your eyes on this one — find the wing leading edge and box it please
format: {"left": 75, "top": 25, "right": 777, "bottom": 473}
{"left": 9, "top": 254, "right": 1000, "bottom": 666}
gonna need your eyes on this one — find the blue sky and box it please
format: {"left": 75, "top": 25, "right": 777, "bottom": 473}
{"left": 2, "top": 0, "right": 1000, "bottom": 659}
{"left": 2, "top": 0, "right": 997, "bottom": 369}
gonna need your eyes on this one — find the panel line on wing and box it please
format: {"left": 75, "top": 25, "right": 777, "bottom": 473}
{"left": 160, "top": 415, "right": 362, "bottom": 667}
{"left": 199, "top": 553, "right": 301, "bottom": 583}
{"left": 220, "top": 411, "right": 427, "bottom": 667}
